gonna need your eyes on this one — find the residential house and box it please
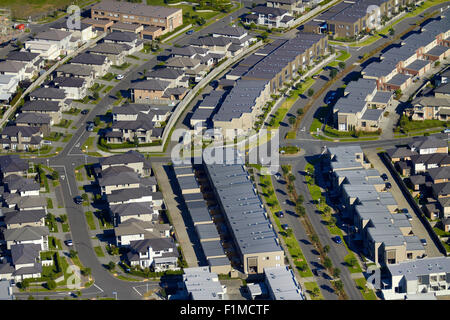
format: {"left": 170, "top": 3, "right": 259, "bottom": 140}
{"left": 242, "top": 5, "right": 295, "bottom": 29}
{"left": 0, "top": 60, "right": 33, "bottom": 82}
{"left": 110, "top": 201, "right": 158, "bottom": 226}
{"left": 97, "top": 150, "right": 152, "bottom": 176}
{"left": 0, "top": 155, "right": 28, "bottom": 178}
{"left": 51, "top": 76, "right": 87, "bottom": 100}
{"left": 6, "top": 51, "right": 43, "bottom": 72}
{"left": 32, "top": 29, "right": 73, "bottom": 55}
{"left": 0, "top": 243, "right": 42, "bottom": 282}
{"left": 54, "top": 64, "right": 95, "bottom": 87}
{"left": 3, "top": 226, "right": 49, "bottom": 250}
{"left": 181, "top": 267, "right": 226, "bottom": 300}
{"left": 88, "top": 42, "right": 131, "bottom": 66}
{"left": 102, "top": 31, "right": 144, "bottom": 53}
{"left": 29, "top": 87, "right": 66, "bottom": 103}
{"left": 3, "top": 209, "right": 46, "bottom": 229}
{"left": 126, "top": 237, "right": 179, "bottom": 271}
{"left": 15, "top": 112, "right": 52, "bottom": 136}
{"left": 146, "top": 68, "right": 187, "bottom": 88}
{"left": 0, "top": 75, "right": 20, "bottom": 102}
{"left": 69, "top": 53, "right": 111, "bottom": 78}
{"left": 114, "top": 218, "right": 170, "bottom": 245}
{"left": 20, "top": 100, "right": 66, "bottom": 124}
{"left": 0, "top": 126, "right": 43, "bottom": 151}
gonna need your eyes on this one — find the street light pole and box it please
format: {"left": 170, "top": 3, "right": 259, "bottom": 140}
{"left": 113, "top": 291, "right": 117, "bottom": 300}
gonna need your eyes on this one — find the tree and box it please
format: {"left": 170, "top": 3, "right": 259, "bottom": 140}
{"left": 93, "top": 116, "right": 100, "bottom": 126}
{"left": 323, "top": 257, "right": 333, "bottom": 269}
{"left": 329, "top": 68, "right": 338, "bottom": 79}
{"left": 334, "top": 280, "right": 344, "bottom": 293}
{"left": 338, "top": 61, "right": 346, "bottom": 70}
{"left": 92, "top": 91, "right": 99, "bottom": 101}
{"left": 297, "top": 108, "right": 304, "bottom": 116}
{"left": 288, "top": 174, "right": 296, "bottom": 182}
{"left": 311, "top": 234, "right": 319, "bottom": 244}
{"left": 323, "top": 206, "right": 331, "bottom": 215}
{"left": 59, "top": 214, "right": 67, "bottom": 223}
{"left": 288, "top": 116, "right": 296, "bottom": 125}
{"left": 312, "top": 287, "right": 320, "bottom": 297}
{"left": 260, "top": 31, "right": 269, "bottom": 41}
{"left": 51, "top": 170, "right": 59, "bottom": 180}
{"left": 82, "top": 267, "right": 91, "bottom": 277}
{"left": 108, "top": 261, "right": 116, "bottom": 270}
{"left": 81, "top": 193, "right": 89, "bottom": 202}
{"left": 388, "top": 27, "right": 395, "bottom": 36}
{"left": 332, "top": 267, "right": 341, "bottom": 279}
{"left": 69, "top": 250, "right": 78, "bottom": 259}
{"left": 46, "top": 280, "right": 57, "bottom": 290}
{"left": 281, "top": 165, "right": 290, "bottom": 175}
{"left": 347, "top": 257, "right": 358, "bottom": 268}
{"left": 323, "top": 244, "right": 330, "bottom": 254}
{"left": 307, "top": 88, "right": 314, "bottom": 97}
{"left": 330, "top": 216, "right": 337, "bottom": 225}
{"left": 296, "top": 205, "right": 306, "bottom": 217}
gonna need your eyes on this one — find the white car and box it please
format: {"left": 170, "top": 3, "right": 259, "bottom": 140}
{"left": 43, "top": 140, "right": 52, "bottom": 145}
{"left": 116, "top": 74, "right": 124, "bottom": 80}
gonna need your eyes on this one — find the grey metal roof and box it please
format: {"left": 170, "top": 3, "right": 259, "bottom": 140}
{"left": 104, "top": 31, "right": 138, "bottom": 43}
{"left": 361, "top": 108, "right": 383, "bottom": 121}
{"left": 107, "top": 186, "right": 153, "bottom": 203}
{"left": 372, "top": 91, "right": 392, "bottom": 104}
{"left": 0, "top": 280, "right": 13, "bottom": 300}
{"left": 183, "top": 266, "right": 224, "bottom": 300}
{"left": 404, "top": 59, "right": 430, "bottom": 71}
{"left": 10, "top": 243, "right": 40, "bottom": 265}
{"left": 21, "top": 100, "right": 62, "bottom": 112}
{"left": 0, "top": 155, "right": 27, "bottom": 173}
{"left": 177, "top": 175, "right": 199, "bottom": 190}
{"left": 30, "top": 87, "right": 66, "bottom": 100}
{"left": 386, "top": 73, "right": 410, "bottom": 86}
{"left": 200, "top": 240, "right": 226, "bottom": 258}
{"left": 185, "top": 201, "right": 212, "bottom": 224}
{"left": 92, "top": 0, "right": 180, "bottom": 18}
{"left": 387, "top": 256, "right": 450, "bottom": 281}
{"left": 264, "top": 266, "right": 304, "bottom": 300}
{"left": 99, "top": 150, "right": 146, "bottom": 166}
{"left": 3, "top": 226, "right": 49, "bottom": 242}
{"left": 195, "top": 223, "right": 220, "bottom": 241}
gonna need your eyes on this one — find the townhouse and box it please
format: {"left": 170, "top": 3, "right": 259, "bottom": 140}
{"left": 49, "top": 77, "right": 88, "bottom": 100}
{"left": 54, "top": 64, "right": 95, "bottom": 87}
{"left": 327, "top": 145, "right": 426, "bottom": 266}
{"left": 97, "top": 150, "right": 153, "bottom": 176}
{"left": 0, "top": 75, "right": 20, "bottom": 102}
{"left": 405, "top": 82, "right": 450, "bottom": 121}
{"left": 181, "top": 267, "right": 226, "bottom": 300}
{"left": 50, "top": 18, "right": 95, "bottom": 42}
{"left": 88, "top": 42, "right": 131, "bottom": 66}
{"left": 0, "top": 60, "right": 34, "bottom": 82}
{"left": 146, "top": 68, "right": 188, "bottom": 88}
{"left": 174, "top": 163, "right": 232, "bottom": 275}
{"left": 266, "top": 0, "right": 303, "bottom": 14}
{"left": 382, "top": 256, "right": 450, "bottom": 299}
{"left": 15, "top": 113, "right": 52, "bottom": 136}
{"left": 102, "top": 31, "right": 144, "bottom": 53}
{"left": 26, "top": 29, "right": 73, "bottom": 57}
{"left": 305, "top": 0, "right": 418, "bottom": 39}
{"left": 0, "top": 155, "right": 28, "bottom": 178}
{"left": 204, "top": 152, "right": 285, "bottom": 274}
{"left": 90, "top": 0, "right": 183, "bottom": 37}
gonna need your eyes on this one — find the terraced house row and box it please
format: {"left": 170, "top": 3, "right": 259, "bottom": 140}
{"left": 304, "top": 0, "right": 419, "bottom": 39}
{"left": 334, "top": 9, "right": 450, "bottom": 132}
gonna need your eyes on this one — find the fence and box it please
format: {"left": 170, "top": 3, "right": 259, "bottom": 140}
{"left": 380, "top": 152, "right": 448, "bottom": 256}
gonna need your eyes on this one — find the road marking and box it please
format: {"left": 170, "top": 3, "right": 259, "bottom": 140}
{"left": 93, "top": 284, "right": 104, "bottom": 293}
{"left": 52, "top": 165, "right": 72, "bottom": 196}
{"left": 132, "top": 287, "right": 143, "bottom": 296}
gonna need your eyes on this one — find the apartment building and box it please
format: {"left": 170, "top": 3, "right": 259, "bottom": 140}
{"left": 91, "top": 0, "right": 182, "bottom": 37}
{"left": 204, "top": 152, "right": 285, "bottom": 274}
{"left": 327, "top": 145, "right": 426, "bottom": 266}
{"left": 382, "top": 256, "right": 450, "bottom": 299}
{"left": 264, "top": 266, "right": 304, "bottom": 300}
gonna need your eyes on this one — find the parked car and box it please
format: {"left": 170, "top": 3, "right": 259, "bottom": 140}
{"left": 65, "top": 240, "right": 73, "bottom": 247}
{"left": 333, "top": 236, "right": 342, "bottom": 244}
{"left": 405, "top": 213, "right": 413, "bottom": 221}
{"left": 81, "top": 109, "right": 89, "bottom": 115}
{"left": 420, "top": 238, "right": 427, "bottom": 246}
{"left": 186, "top": 29, "right": 194, "bottom": 35}
{"left": 401, "top": 208, "right": 409, "bottom": 214}
{"left": 281, "top": 224, "right": 289, "bottom": 231}
{"left": 74, "top": 196, "right": 83, "bottom": 205}
{"left": 43, "top": 140, "right": 52, "bottom": 145}
{"left": 276, "top": 211, "right": 284, "bottom": 218}
{"left": 443, "top": 128, "right": 450, "bottom": 134}
{"left": 312, "top": 74, "right": 320, "bottom": 79}
{"left": 116, "top": 74, "right": 124, "bottom": 80}
{"left": 385, "top": 182, "right": 392, "bottom": 189}
{"left": 86, "top": 122, "right": 94, "bottom": 132}
{"left": 381, "top": 173, "right": 388, "bottom": 181}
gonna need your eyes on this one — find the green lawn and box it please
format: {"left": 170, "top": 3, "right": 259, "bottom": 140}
{"left": 48, "top": 236, "right": 62, "bottom": 250}
{"left": 354, "top": 278, "right": 378, "bottom": 300}
{"left": 336, "top": 50, "right": 351, "bottom": 61}
{"left": 399, "top": 117, "right": 448, "bottom": 132}
{"left": 54, "top": 119, "right": 72, "bottom": 128}
{"left": 94, "top": 246, "right": 105, "bottom": 257}
{"left": 47, "top": 198, "right": 54, "bottom": 210}
{"left": 101, "top": 73, "right": 117, "bottom": 81}
{"left": 62, "top": 223, "right": 70, "bottom": 232}
{"left": 81, "top": 136, "right": 95, "bottom": 152}
{"left": 84, "top": 211, "right": 96, "bottom": 230}
{"left": 103, "top": 85, "right": 114, "bottom": 93}
{"left": 62, "top": 107, "right": 81, "bottom": 115}
{"left": 44, "top": 132, "right": 63, "bottom": 142}
{"left": 62, "top": 134, "right": 73, "bottom": 143}
{"left": 304, "top": 281, "right": 324, "bottom": 300}
{"left": 112, "top": 62, "right": 131, "bottom": 71}
{"left": 256, "top": 172, "right": 313, "bottom": 278}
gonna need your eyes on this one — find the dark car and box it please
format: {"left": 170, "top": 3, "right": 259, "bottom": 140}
{"left": 333, "top": 236, "right": 342, "bottom": 244}
{"left": 385, "top": 182, "right": 392, "bottom": 189}
{"left": 74, "top": 196, "right": 83, "bottom": 204}
{"left": 64, "top": 240, "right": 73, "bottom": 247}
{"left": 281, "top": 224, "right": 289, "bottom": 231}
{"left": 81, "top": 109, "right": 89, "bottom": 115}
{"left": 186, "top": 30, "right": 194, "bottom": 35}
{"left": 86, "top": 122, "right": 94, "bottom": 131}
{"left": 276, "top": 211, "right": 284, "bottom": 218}
{"left": 381, "top": 173, "right": 388, "bottom": 181}
{"left": 420, "top": 238, "right": 427, "bottom": 246}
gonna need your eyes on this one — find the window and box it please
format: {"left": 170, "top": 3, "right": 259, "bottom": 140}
{"left": 275, "top": 256, "right": 281, "bottom": 261}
